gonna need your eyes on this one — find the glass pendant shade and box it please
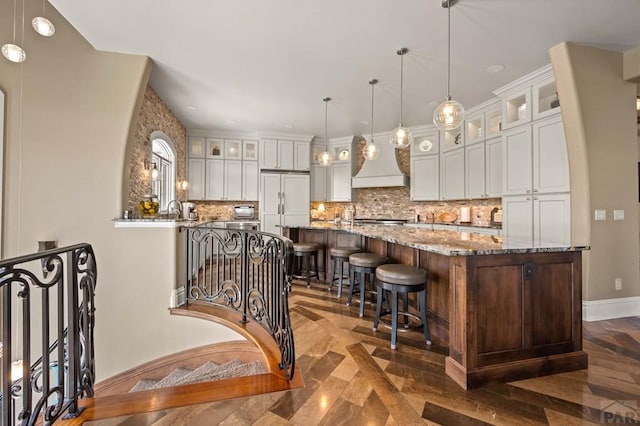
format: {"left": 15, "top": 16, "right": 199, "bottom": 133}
{"left": 433, "top": 98, "right": 465, "bottom": 130}
{"left": 32, "top": 16, "right": 55, "bottom": 36}
{"left": 318, "top": 150, "right": 333, "bottom": 166}
{"left": 1, "top": 43, "right": 26, "bottom": 63}
{"left": 390, "top": 125, "right": 412, "bottom": 149}
{"left": 363, "top": 142, "right": 379, "bottom": 160}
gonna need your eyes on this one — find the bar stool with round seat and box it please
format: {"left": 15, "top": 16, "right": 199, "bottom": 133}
{"left": 292, "top": 243, "right": 320, "bottom": 288}
{"left": 373, "top": 264, "right": 431, "bottom": 350}
{"left": 346, "top": 252, "right": 388, "bottom": 317}
{"left": 328, "top": 246, "right": 361, "bottom": 298}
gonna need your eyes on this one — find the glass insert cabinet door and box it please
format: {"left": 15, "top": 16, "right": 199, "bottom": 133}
{"left": 243, "top": 140, "right": 258, "bottom": 160}
{"left": 207, "top": 138, "right": 224, "bottom": 158}
{"left": 225, "top": 139, "right": 242, "bottom": 159}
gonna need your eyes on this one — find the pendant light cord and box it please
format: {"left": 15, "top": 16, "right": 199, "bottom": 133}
{"left": 324, "top": 99, "right": 328, "bottom": 143}
{"left": 447, "top": 0, "right": 452, "bottom": 101}
{"left": 370, "top": 81, "right": 375, "bottom": 141}
{"left": 399, "top": 52, "right": 404, "bottom": 124}
{"left": 12, "top": 0, "right": 17, "bottom": 42}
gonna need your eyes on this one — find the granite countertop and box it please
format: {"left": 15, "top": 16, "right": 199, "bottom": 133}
{"left": 285, "top": 222, "right": 588, "bottom": 256}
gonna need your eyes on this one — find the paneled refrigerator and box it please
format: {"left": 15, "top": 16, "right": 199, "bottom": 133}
{"left": 260, "top": 172, "right": 310, "bottom": 235}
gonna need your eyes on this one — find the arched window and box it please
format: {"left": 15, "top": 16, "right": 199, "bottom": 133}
{"left": 150, "top": 131, "right": 177, "bottom": 212}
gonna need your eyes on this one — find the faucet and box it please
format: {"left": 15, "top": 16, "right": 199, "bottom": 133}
{"left": 166, "top": 200, "right": 182, "bottom": 218}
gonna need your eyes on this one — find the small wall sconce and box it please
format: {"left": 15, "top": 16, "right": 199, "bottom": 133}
{"left": 144, "top": 160, "right": 159, "bottom": 180}
{"left": 180, "top": 180, "right": 189, "bottom": 190}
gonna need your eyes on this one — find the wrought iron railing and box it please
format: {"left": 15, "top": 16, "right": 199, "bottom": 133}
{"left": 184, "top": 227, "right": 295, "bottom": 379}
{"left": 0, "top": 244, "right": 97, "bottom": 425}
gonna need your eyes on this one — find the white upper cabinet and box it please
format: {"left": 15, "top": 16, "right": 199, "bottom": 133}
{"left": 310, "top": 164, "right": 327, "bottom": 202}
{"left": 485, "top": 106, "right": 502, "bottom": 139}
{"left": 465, "top": 111, "right": 485, "bottom": 145}
{"left": 532, "top": 77, "right": 561, "bottom": 120}
{"left": 533, "top": 115, "right": 570, "bottom": 193}
{"left": 206, "top": 138, "right": 225, "bottom": 159}
{"left": 440, "top": 148, "right": 465, "bottom": 200}
{"left": 278, "top": 140, "right": 294, "bottom": 170}
{"left": 187, "top": 158, "right": 205, "bottom": 200}
{"left": 464, "top": 142, "right": 486, "bottom": 198}
{"left": 224, "top": 160, "right": 242, "bottom": 200}
{"left": 502, "top": 126, "right": 533, "bottom": 196}
{"left": 260, "top": 139, "right": 279, "bottom": 169}
{"left": 243, "top": 140, "right": 258, "bottom": 161}
{"left": 294, "top": 141, "right": 310, "bottom": 170}
{"left": 501, "top": 88, "right": 532, "bottom": 130}
{"left": 224, "top": 139, "right": 242, "bottom": 160}
{"left": 412, "top": 130, "right": 439, "bottom": 156}
{"left": 242, "top": 161, "right": 258, "bottom": 201}
{"left": 259, "top": 138, "right": 309, "bottom": 171}
{"left": 485, "top": 137, "right": 503, "bottom": 198}
{"left": 205, "top": 159, "right": 225, "bottom": 200}
{"left": 189, "top": 137, "right": 206, "bottom": 158}
{"left": 410, "top": 155, "right": 439, "bottom": 201}
{"left": 441, "top": 127, "right": 465, "bottom": 152}
{"left": 330, "top": 162, "right": 352, "bottom": 202}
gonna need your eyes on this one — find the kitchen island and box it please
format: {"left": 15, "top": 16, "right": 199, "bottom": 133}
{"left": 283, "top": 222, "right": 588, "bottom": 389}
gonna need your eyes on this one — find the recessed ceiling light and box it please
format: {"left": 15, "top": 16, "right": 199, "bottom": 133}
{"left": 226, "top": 119, "right": 236, "bottom": 125}
{"left": 284, "top": 124, "right": 294, "bottom": 129}
{"left": 186, "top": 105, "right": 198, "bottom": 111}
{"left": 487, "top": 64, "right": 505, "bottom": 74}
{"left": 360, "top": 120, "right": 369, "bottom": 125}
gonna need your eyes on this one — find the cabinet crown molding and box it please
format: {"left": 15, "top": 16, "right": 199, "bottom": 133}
{"left": 493, "top": 64, "right": 554, "bottom": 97}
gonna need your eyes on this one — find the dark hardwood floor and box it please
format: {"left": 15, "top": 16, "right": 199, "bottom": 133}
{"left": 86, "top": 280, "right": 640, "bottom": 425}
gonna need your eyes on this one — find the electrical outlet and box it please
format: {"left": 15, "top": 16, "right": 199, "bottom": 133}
{"left": 615, "top": 278, "right": 622, "bottom": 291}
{"left": 594, "top": 210, "right": 606, "bottom": 221}
{"left": 614, "top": 210, "right": 625, "bottom": 221}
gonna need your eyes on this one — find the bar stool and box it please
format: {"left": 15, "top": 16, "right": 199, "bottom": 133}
{"left": 328, "top": 246, "right": 361, "bottom": 298}
{"left": 293, "top": 243, "right": 320, "bottom": 288}
{"left": 373, "top": 264, "right": 431, "bottom": 350}
{"left": 346, "top": 252, "right": 388, "bottom": 317}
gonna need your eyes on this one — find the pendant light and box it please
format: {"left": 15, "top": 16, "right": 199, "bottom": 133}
{"left": 318, "top": 97, "right": 334, "bottom": 167}
{"left": 32, "top": 0, "right": 55, "bottom": 37}
{"left": 433, "top": 0, "right": 465, "bottom": 130}
{"left": 390, "top": 48, "right": 412, "bottom": 149}
{"left": 2, "top": 0, "right": 27, "bottom": 63}
{"left": 363, "top": 79, "right": 379, "bottom": 160}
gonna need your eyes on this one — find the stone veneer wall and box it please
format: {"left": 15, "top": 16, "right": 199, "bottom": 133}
{"left": 313, "top": 141, "right": 501, "bottom": 226}
{"left": 128, "top": 86, "right": 187, "bottom": 212}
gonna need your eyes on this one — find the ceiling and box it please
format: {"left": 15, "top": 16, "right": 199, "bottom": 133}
{"left": 51, "top": 0, "right": 640, "bottom": 139}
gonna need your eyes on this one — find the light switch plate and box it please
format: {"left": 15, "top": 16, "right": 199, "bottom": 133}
{"left": 594, "top": 209, "right": 606, "bottom": 221}
{"left": 614, "top": 210, "right": 625, "bottom": 221}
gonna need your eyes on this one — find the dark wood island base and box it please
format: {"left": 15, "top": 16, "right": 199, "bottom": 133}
{"left": 284, "top": 224, "right": 588, "bottom": 390}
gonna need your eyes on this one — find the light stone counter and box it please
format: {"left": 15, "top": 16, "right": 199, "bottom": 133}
{"left": 284, "top": 222, "right": 588, "bottom": 256}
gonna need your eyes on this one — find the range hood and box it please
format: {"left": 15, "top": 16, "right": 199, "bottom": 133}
{"left": 351, "top": 132, "right": 409, "bottom": 188}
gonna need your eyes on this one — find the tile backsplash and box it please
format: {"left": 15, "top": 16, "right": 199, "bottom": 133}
{"left": 193, "top": 201, "right": 260, "bottom": 221}
{"left": 311, "top": 186, "right": 500, "bottom": 226}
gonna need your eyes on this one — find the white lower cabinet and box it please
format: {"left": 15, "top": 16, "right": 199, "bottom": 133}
{"left": 440, "top": 148, "right": 465, "bottom": 200}
{"left": 410, "top": 155, "right": 439, "bottom": 200}
{"left": 260, "top": 173, "right": 310, "bottom": 235}
{"left": 502, "top": 193, "right": 570, "bottom": 247}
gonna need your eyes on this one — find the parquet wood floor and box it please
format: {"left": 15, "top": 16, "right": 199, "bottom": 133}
{"left": 88, "top": 280, "right": 640, "bottom": 425}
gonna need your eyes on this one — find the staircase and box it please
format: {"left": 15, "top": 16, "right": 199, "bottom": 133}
{"left": 128, "top": 359, "right": 265, "bottom": 392}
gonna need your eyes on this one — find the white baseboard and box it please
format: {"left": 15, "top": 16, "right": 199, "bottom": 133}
{"left": 169, "top": 286, "right": 186, "bottom": 308}
{"left": 582, "top": 296, "right": 640, "bottom": 321}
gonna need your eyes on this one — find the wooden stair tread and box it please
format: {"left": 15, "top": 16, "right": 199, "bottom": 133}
{"left": 58, "top": 370, "right": 303, "bottom": 425}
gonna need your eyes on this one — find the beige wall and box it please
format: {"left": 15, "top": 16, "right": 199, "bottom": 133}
{"left": 0, "top": 0, "right": 240, "bottom": 380}
{"left": 550, "top": 42, "right": 640, "bottom": 301}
